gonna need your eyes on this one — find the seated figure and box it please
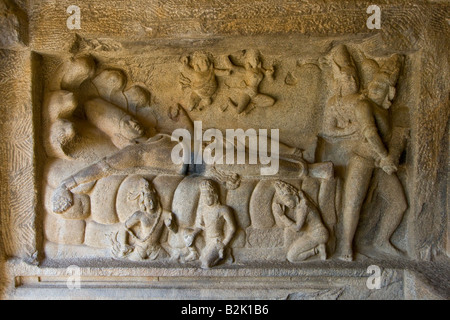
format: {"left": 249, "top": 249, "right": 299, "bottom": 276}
{"left": 184, "top": 180, "right": 236, "bottom": 268}
{"left": 111, "top": 176, "right": 177, "bottom": 260}
{"left": 272, "top": 180, "right": 329, "bottom": 262}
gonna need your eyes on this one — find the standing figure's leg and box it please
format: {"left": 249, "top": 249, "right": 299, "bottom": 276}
{"left": 338, "top": 155, "right": 374, "bottom": 261}
{"left": 200, "top": 238, "right": 223, "bottom": 269}
{"left": 373, "top": 171, "right": 407, "bottom": 256}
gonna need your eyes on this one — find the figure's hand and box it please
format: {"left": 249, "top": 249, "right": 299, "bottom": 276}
{"left": 184, "top": 233, "right": 195, "bottom": 247}
{"left": 273, "top": 203, "right": 285, "bottom": 216}
{"left": 380, "top": 155, "right": 398, "bottom": 175}
{"left": 266, "top": 67, "right": 275, "bottom": 79}
{"left": 289, "top": 222, "right": 299, "bottom": 232}
{"left": 293, "top": 223, "right": 303, "bottom": 233}
{"left": 52, "top": 185, "right": 73, "bottom": 213}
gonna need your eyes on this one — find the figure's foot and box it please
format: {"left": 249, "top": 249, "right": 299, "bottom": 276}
{"left": 200, "top": 260, "right": 212, "bottom": 269}
{"left": 375, "top": 240, "right": 404, "bottom": 258}
{"left": 184, "top": 250, "right": 198, "bottom": 262}
{"left": 188, "top": 99, "right": 199, "bottom": 111}
{"left": 335, "top": 246, "right": 353, "bottom": 261}
{"left": 337, "top": 253, "right": 353, "bottom": 262}
{"left": 316, "top": 244, "right": 327, "bottom": 261}
{"left": 240, "top": 102, "right": 256, "bottom": 115}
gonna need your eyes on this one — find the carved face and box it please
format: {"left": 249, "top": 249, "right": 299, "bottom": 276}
{"left": 192, "top": 54, "right": 211, "bottom": 72}
{"left": 203, "top": 189, "right": 219, "bottom": 206}
{"left": 141, "top": 188, "right": 157, "bottom": 212}
{"left": 368, "top": 73, "right": 396, "bottom": 109}
{"left": 120, "top": 115, "right": 144, "bottom": 140}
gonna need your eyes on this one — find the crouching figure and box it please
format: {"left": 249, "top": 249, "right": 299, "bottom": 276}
{"left": 273, "top": 180, "right": 329, "bottom": 262}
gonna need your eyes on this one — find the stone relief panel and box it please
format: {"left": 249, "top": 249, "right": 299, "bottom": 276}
{"left": 38, "top": 37, "right": 415, "bottom": 269}
{"left": 0, "top": 0, "right": 446, "bottom": 301}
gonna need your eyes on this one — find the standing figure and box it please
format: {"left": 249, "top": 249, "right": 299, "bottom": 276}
{"left": 333, "top": 52, "right": 407, "bottom": 261}
{"left": 111, "top": 177, "right": 177, "bottom": 260}
{"left": 185, "top": 180, "right": 236, "bottom": 268}
{"left": 226, "top": 49, "right": 276, "bottom": 114}
{"left": 358, "top": 56, "right": 409, "bottom": 257}
{"left": 273, "top": 181, "right": 328, "bottom": 262}
{"left": 179, "top": 51, "right": 230, "bottom": 111}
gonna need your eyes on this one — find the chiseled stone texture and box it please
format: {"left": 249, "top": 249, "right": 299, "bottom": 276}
{"left": 0, "top": 0, "right": 449, "bottom": 300}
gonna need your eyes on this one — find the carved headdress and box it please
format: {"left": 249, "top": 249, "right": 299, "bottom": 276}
{"left": 274, "top": 180, "right": 298, "bottom": 197}
{"left": 331, "top": 45, "right": 360, "bottom": 92}
{"left": 200, "top": 180, "right": 220, "bottom": 204}
{"left": 200, "top": 179, "right": 218, "bottom": 193}
{"left": 380, "top": 54, "right": 402, "bottom": 86}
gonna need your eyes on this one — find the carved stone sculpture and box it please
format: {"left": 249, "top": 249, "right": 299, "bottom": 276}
{"left": 322, "top": 45, "right": 408, "bottom": 261}
{"left": 225, "top": 49, "right": 276, "bottom": 114}
{"left": 180, "top": 51, "right": 230, "bottom": 111}
{"left": 85, "top": 98, "right": 146, "bottom": 149}
{"left": 273, "top": 180, "right": 328, "bottom": 262}
{"left": 111, "top": 176, "right": 177, "bottom": 261}
{"left": 1, "top": 1, "right": 448, "bottom": 300}
{"left": 188, "top": 180, "right": 236, "bottom": 268}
